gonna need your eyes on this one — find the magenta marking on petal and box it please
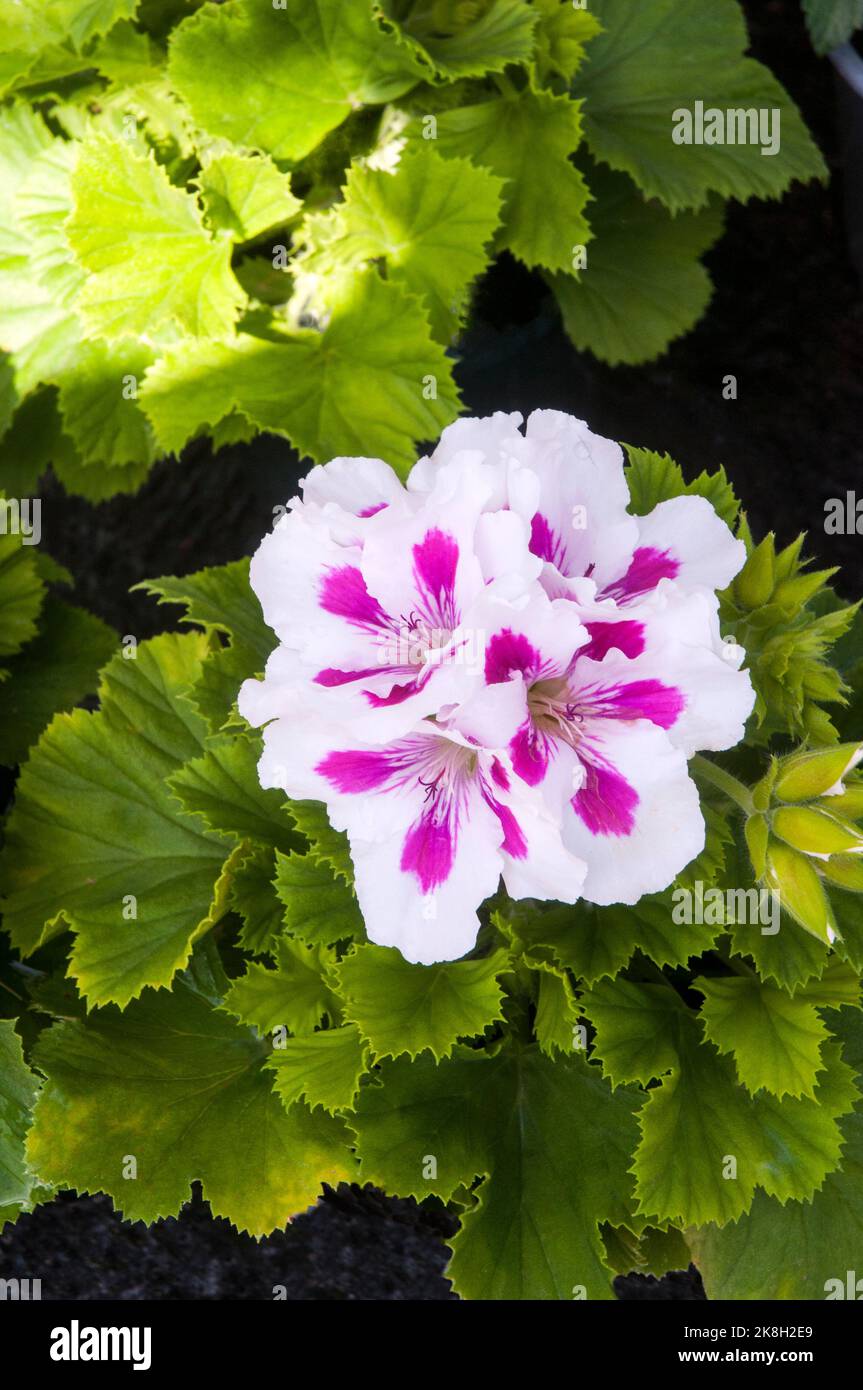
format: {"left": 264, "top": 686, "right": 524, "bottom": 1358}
{"left": 400, "top": 812, "right": 455, "bottom": 892}
{"left": 510, "top": 719, "right": 550, "bottom": 787}
{"left": 579, "top": 620, "right": 645, "bottom": 663}
{"left": 601, "top": 547, "right": 679, "bottom": 603}
{"left": 575, "top": 679, "right": 684, "bottom": 730}
{"left": 484, "top": 628, "right": 542, "bottom": 685}
{"left": 490, "top": 757, "right": 510, "bottom": 792}
{"left": 606, "top": 679, "right": 684, "bottom": 729}
{"left": 315, "top": 665, "right": 391, "bottom": 687}
{"left": 316, "top": 748, "right": 396, "bottom": 793}
{"left": 319, "top": 565, "right": 392, "bottom": 632}
{"left": 358, "top": 502, "right": 387, "bottom": 518}
{"left": 412, "top": 528, "right": 460, "bottom": 629}
{"left": 529, "top": 512, "right": 567, "bottom": 570}
{"left": 483, "top": 792, "right": 527, "bottom": 860}
{"left": 572, "top": 759, "right": 639, "bottom": 837}
{"left": 365, "top": 678, "right": 421, "bottom": 708}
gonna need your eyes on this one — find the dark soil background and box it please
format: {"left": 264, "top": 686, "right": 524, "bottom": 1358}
{"left": 1, "top": 0, "right": 860, "bottom": 1299}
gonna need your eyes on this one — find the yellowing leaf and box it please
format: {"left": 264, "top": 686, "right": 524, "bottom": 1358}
{"left": 27, "top": 981, "right": 355, "bottom": 1234}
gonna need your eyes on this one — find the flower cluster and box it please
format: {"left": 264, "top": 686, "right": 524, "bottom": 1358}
{"left": 240, "top": 411, "right": 755, "bottom": 963}
{"left": 745, "top": 741, "right": 863, "bottom": 944}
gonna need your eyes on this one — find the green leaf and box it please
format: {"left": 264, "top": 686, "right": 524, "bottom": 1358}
{"left": 67, "top": 135, "right": 245, "bottom": 339}
{"left": 336, "top": 944, "right": 507, "bottom": 1060}
{"left": 676, "top": 802, "right": 734, "bottom": 890}
{"left": 14, "top": 139, "right": 83, "bottom": 303}
{"left": 27, "top": 980, "right": 354, "bottom": 1234}
{"left": 549, "top": 165, "right": 724, "bottom": 365}
{"left": 436, "top": 87, "right": 590, "bottom": 272}
{"left": 624, "top": 443, "right": 740, "bottom": 528}
{"left": 831, "top": 887, "right": 863, "bottom": 976}
{"left": 502, "top": 895, "right": 718, "bottom": 987}
{"left": 735, "top": 908, "right": 830, "bottom": 993}
{"left": 690, "top": 1005, "right": 863, "bottom": 1298}
{"left": 695, "top": 973, "right": 828, "bottom": 1099}
{"left": 51, "top": 443, "right": 152, "bottom": 501}
{"left": 0, "top": 104, "right": 53, "bottom": 264}
{"left": 56, "top": 337, "right": 157, "bottom": 469}
{"left": 300, "top": 144, "right": 504, "bottom": 341}
{"left": 533, "top": 961, "right": 580, "bottom": 1057}
{"left": 88, "top": 17, "right": 162, "bottom": 85}
{"left": 580, "top": 978, "right": 687, "bottom": 1088}
{"left": 0, "top": 391, "right": 78, "bottom": 498}
{"left": 169, "top": 731, "right": 301, "bottom": 856}
{"left": 0, "top": 354, "right": 16, "bottom": 438}
{"left": 197, "top": 150, "right": 301, "bottom": 243}
{"left": 188, "top": 636, "right": 257, "bottom": 733}
{"left": 222, "top": 936, "right": 340, "bottom": 1037}
{"left": 0, "top": 0, "right": 140, "bottom": 54}
{"left": 802, "top": 0, "right": 863, "bottom": 54}
{"left": 0, "top": 632, "right": 234, "bottom": 1007}
{"left": 384, "top": 0, "right": 538, "bottom": 78}
{"left": 352, "top": 1044, "right": 641, "bottom": 1299}
{"left": 0, "top": 597, "right": 117, "bottom": 767}
{"left": 0, "top": 113, "right": 81, "bottom": 399}
{"left": 574, "top": 0, "right": 826, "bottom": 212}
{"left": 138, "top": 558, "right": 275, "bottom": 676}
{"left": 0, "top": 1021, "right": 40, "bottom": 1220}
{"left": 720, "top": 825, "right": 830, "bottom": 991}
{"left": 801, "top": 959, "right": 862, "bottom": 1010}
{"left": 692, "top": 1104, "right": 863, "bottom": 1298}
{"left": 168, "top": 0, "right": 423, "bottom": 162}
{"left": 229, "top": 845, "right": 285, "bottom": 956}
{"left": 274, "top": 848, "right": 364, "bottom": 947}
{"left": 142, "top": 274, "right": 460, "bottom": 473}
{"left": 533, "top": 0, "right": 601, "bottom": 81}
{"left": 633, "top": 1006, "right": 856, "bottom": 1226}
{"left": 286, "top": 800, "right": 354, "bottom": 886}
{"left": 0, "top": 529, "right": 44, "bottom": 660}
{"left": 266, "top": 1024, "right": 369, "bottom": 1114}
{"left": 637, "top": 1223, "right": 693, "bottom": 1279}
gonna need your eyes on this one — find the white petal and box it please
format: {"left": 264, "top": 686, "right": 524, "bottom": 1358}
{"left": 349, "top": 788, "right": 504, "bottom": 964}
{"left": 574, "top": 586, "right": 756, "bottom": 755}
{"left": 560, "top": 721, "right": 705, "bottom": 906}
{"left": 500, "top": 778, "right": 587, "bottom": 904}
{"left": 474, "top": 509, "right": 542, "bottom": 593}
{"left": 634, "top": 495, "right": 745, "bottom": 594}
{"left": 301, "top": 455, "right": 405, "bottom": 516}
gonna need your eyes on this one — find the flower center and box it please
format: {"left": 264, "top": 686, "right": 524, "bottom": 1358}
{"left": 528, "top": 677, "right": 583, "bottom": 749}
{"left": 396, "top": 610, "right": 452, "bottom": 667}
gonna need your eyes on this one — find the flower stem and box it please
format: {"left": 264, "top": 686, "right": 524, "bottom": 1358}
{"left": 690, "top": 754, "right": 754, "bottom": 816}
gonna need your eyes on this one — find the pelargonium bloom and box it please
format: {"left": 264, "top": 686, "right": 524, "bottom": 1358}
{"left": 240, "top": 410, "right": 755, "bottom": 961}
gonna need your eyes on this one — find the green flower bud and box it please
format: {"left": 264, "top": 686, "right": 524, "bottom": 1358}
{"left": 752, "top": 759, "right": 778, "bottom": 812}
{"left": 745, "top": 812, "right": 770, "bottom": 878}
{"left": 771, "top": 567, "right": 838, "bottom": 615}
{"left": 772, "top": 804, "right": 863, "bottom": 856}
{"left": 773, "top": 533, "right": 805, "bottom": 583}
{"left": 765, "top": 839, "right": 838, "bottom": 945}
{"left": 733, "top": 534, "right": 775, "bottom": 611}
{"left": 820, "top": 855, "right": 863, "bottom": 893}
{"left": 823, "top": 782, "right": 863, "bottom": 821}
{"left": 774, "top": 742, "right": 863, "bottom": 803}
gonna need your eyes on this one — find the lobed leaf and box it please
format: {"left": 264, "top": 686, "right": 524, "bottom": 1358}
{"left": 27, "top": 980, "right": 355, "bottom": 1235}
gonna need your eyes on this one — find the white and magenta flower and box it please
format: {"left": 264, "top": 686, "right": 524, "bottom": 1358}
{"left": 239, "top": 410, "right": 754, "bottom": 961}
